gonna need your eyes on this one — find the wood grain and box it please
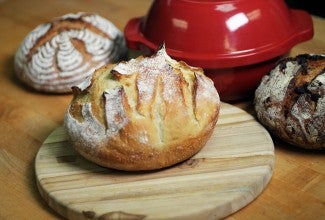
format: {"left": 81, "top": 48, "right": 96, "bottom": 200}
{"left": 35, "top": 103, "right": 274, "bottom": 220}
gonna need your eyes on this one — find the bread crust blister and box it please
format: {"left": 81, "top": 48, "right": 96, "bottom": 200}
{"left": 65, "top": 46, "right": 220, "bottom": 170}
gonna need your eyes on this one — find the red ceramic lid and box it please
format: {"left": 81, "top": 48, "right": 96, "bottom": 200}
{"left": 125, "top": 0, "right": 314, "bottom": 68}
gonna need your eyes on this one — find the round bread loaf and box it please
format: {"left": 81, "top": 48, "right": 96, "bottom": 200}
{"left": 254, "top": 54, "right": 325, "bottom": 149}
{"left": 64, "top": 47, "right": 220, "bottom": 171}
{"left": 14, "top": 12, "right": 127, "bottom": 93}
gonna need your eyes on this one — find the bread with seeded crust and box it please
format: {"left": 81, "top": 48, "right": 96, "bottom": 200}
{"left": 254, "top": 54, "right": 325, "bottom": 149}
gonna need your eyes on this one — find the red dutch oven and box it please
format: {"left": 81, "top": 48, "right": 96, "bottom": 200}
{"left": 124, "top": 0, "right": 313, "bottom": 101}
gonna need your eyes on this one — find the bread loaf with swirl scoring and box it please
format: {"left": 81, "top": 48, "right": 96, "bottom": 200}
{"left": 14, "top": 12, "right": 127, "bottom": 93}
{"left": 254, "top": 54, "right": 325, "bottom": 149}
{"left": 64, "top": 47, "right": 220, "bottom": 171}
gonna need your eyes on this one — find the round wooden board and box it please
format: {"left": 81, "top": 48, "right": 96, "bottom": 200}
{"left": 35, "top": 102, "right": 274, "bottom": 220}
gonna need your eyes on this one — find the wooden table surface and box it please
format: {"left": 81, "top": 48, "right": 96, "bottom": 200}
{"left": 0, "top": 0, "right": 324, "bottom": 219}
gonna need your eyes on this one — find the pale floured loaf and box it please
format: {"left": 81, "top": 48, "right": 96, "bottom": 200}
{"left": 14, "top": 12, "right": 127, "bottom": 93}
{"left": 254, "top": 54, "right": 325, "bottom": 149}
{"left": 64, "top": 46, "right": 220, "bottom": 171}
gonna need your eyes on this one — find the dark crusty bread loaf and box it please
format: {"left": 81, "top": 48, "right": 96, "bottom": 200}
{"left": 14, "top": 12, "right": 127, "bottom": 93}
{"left": 254, "top": 54, "right": 325, "bottom": 149}
{"left": 64, "top": 47, "right": 220, "bottom": 171}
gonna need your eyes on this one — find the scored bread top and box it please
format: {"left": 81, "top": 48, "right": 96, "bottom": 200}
{"left": 14, "top": 12, "right": 127, "bottom": 93}
{"left": 65, "top": 46, "right": 220, "bottom": 170}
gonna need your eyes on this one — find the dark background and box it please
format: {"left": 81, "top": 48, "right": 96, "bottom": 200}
{"left": 285, "top": 0, "right": 324, "bottom": 18}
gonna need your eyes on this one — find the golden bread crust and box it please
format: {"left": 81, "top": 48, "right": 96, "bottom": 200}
{"left": 65, "top": 47, "right": 220, "bottom": 170}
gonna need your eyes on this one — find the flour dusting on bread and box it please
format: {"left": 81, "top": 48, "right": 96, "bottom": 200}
{"left": 104, "top": 87, "right": 129, "bottom": 136}
{"left": 65, "top": 47, "right": 220, "bottom": 170}
{"left": 255, "top": 54, "right": 325, "bottom": 149}
{"left": 14, "top": 12, "right": 127, "bottom": 93}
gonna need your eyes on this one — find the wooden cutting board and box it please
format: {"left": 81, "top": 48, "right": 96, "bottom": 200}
{"left": 35, "top": 102, "right": 274, "bottom": 220}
